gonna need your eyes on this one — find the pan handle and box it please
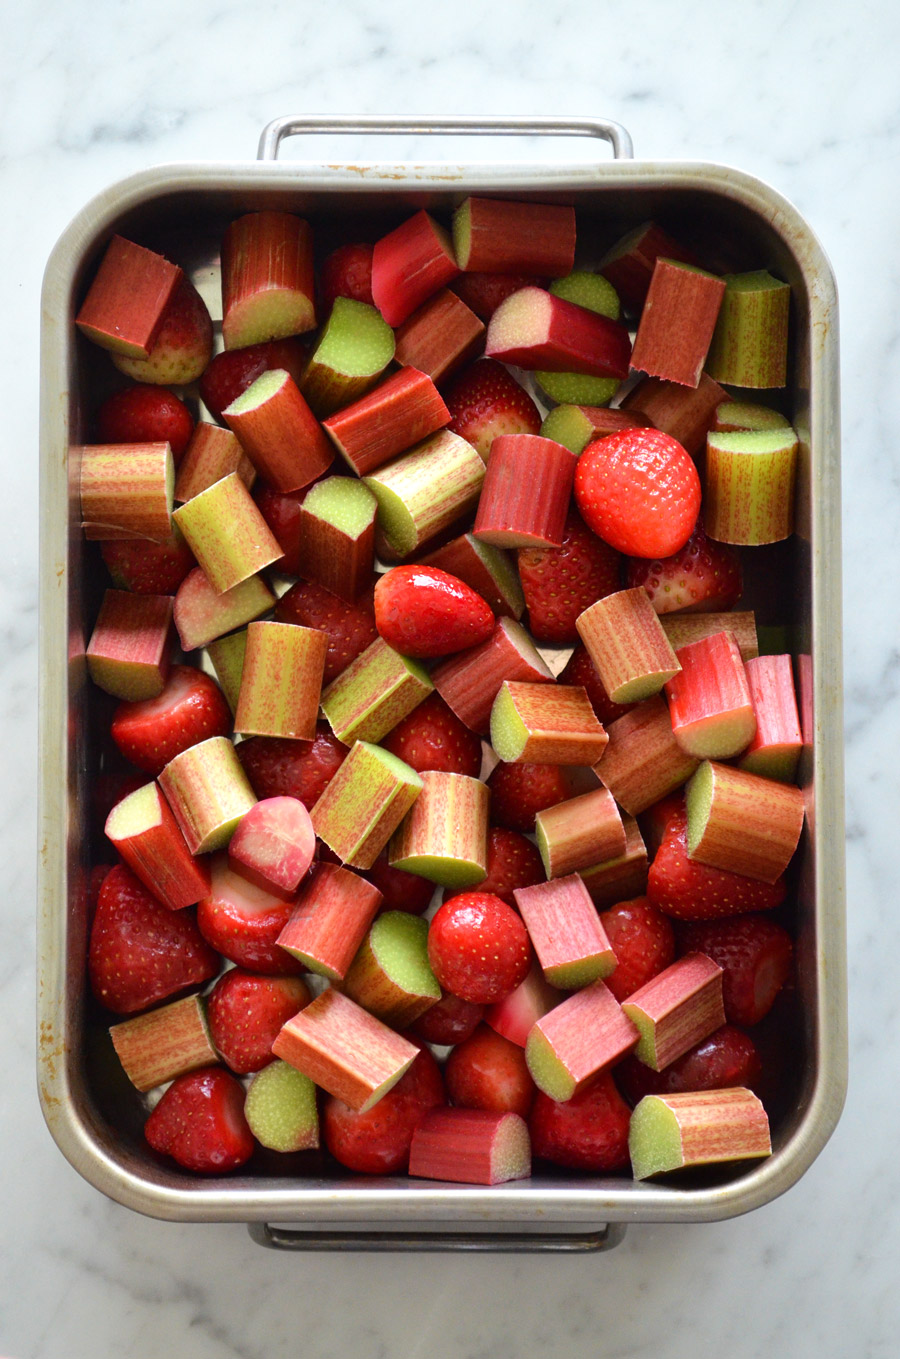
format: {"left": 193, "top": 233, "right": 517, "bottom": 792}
{"left": 257, "top": 115, "right": 633, "bottom": 161}
{"left": 247, "top": 1221, "right": 626, "bottom": 1252}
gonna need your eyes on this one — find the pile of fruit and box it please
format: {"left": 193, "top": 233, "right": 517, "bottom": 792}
{"left": 76, "top": 196, "right": 803, "bottom": 1187}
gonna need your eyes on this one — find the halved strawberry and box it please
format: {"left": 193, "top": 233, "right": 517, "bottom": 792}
{"left": 486, "top": 760, "right": 571, "bottom": 833}
{"left": 615, "top": 1023, "right": 763, "bottom": 1105}
{"left": 236, "top": 725, "right": 348, "bottom": 811}
{"left": 451, "top": 273, "right": 545, "bottom": 322}
{"left": 110, "top": 664, "right": 232, "bottom": 776}
{"left": 380, "top": 691, "right": 482, "bottom": 777}
{"left": 529, "top": 1070, "right": 631, "bottom": 1172}
{"left": 275, "top": 579, "right": 377, "bottom": 683}
{"left": 558, "top": 643, "right": 635, "bottom": 727}
{"left": 319, "top": 242, "right": 375, "bottom": 314}
{"left": 97, "top": 383, "right": 195, "bottom": 461}
{"left": 648, "top": 808, "right": 787, "bottom": 920}
{"left": 374, "top": 565, "right": 494, "bottom": 659}
{"left": 598, "top": 895, "right": 676, "bottom": 1002}
{"left": 101, "top": 528, "right": 196, "bottom": 596}
{"left": 444, "top": 1022, "right": 536, "bottom": 1118}
{"left": 88, "top": 864, "right": 219, "bottom": 1015}
{"left": 675, "top": 914, "right": 794, "bottom": 1026}
{"left": 199, "top": 337, "right": 307, "bottom": 422}
{"left": 207, "top": 970, "right": 311, "bottom": 1074}
{"left": 444, "top": 358, "right": 541, "bottom": 461}
{"left": 113, "top": 277, "right": 213, "bottom": 387}
{"left": 443, "top": 827, "right": 543, "bottom": 908}
{"left": 144, "top": 1066, "right": 254, "bottom": 1173}
{"left": 574, "top": 427, "right": 700, "bottom": 559}
{"left": 625, "top": 522, "right": 743, "bottom": 614}
{"left": 427, "top": 892, "right": 531, "bottom": 1005}
{"left": 518, "top": 508, "right": 622, "bottom": 644}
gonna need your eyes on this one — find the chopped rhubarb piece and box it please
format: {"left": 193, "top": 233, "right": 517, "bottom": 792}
{"left": 705, "top": 271, "right": 790, "bottom": 389}
{"left": 173, "top": 566, "right": 275, "bottom": 652}
{"left": 205, "top": 629, "right": 247, "bottom": 713}
{"left": 472, "top": 433, "right": 577, "bottom": 549}
{"left": 294, "top": 473, "right": 377, "bottom": 605}
{"left": 321, "top": 636, "right": 433, "bottom": 746}
{"left": 173, "top": 472, "right": 283, "bottom": 594}
{"left": 419, "top": 534, "right": 525, "bottom": 621}
{"left": 227, "top": 795, "right": 316, "bottom": 894}
{"left": 576, "top": 586, "right": 681, "bottom": 704}
{"left": 664, "top": 631, "right": 756, "bottom": 759}
{"left": 245, "top": 1060, "right": 319, "bottom": 1153}
{"left": 540, "top": 403, "right": 648, "bottom": 455}
{"left": 534, "top": 785, "right": 626, "bottom": 880}
{"left": 272, "top": 986, "right": 419, "bottom": 1112}
{"left": 594, "top": 695, "right": 700, "bottom": 817}
{"left": 221, "top": 211, "right": 315, "bottom": 348}
{"left": 484, "top": 961, "right": 563, "bottom": 1048}
{"left": 550, "top": 269, "right": 621, "bottom": 316}
{"left": 174, "top": 423, "right": 255, "bottom": 503}
{"left": 490, "top": 681, "right": 608, "bottom": 766}
{"left": 235, "top": 621, "right": 327, "bottom": 741}
{"left": 394, "top": 288, "right": 485, "bottom": 384}
{"left": 432, "top": 617, "right": 553, "bottom": 736}
{"left": 525, "top": 980, "right": 638, "bottom": 1101}
{"left": 514, "top": 875, "right": 617, "bottom": 989}
{"left": 311, "top": 740, "right": 423, "bottom": 870}
{"left": 76, "top": 235, "right": 182, "bottom": 357}
{"left": 323, "top": 366, "right": 450, "bottom": 477}
{"left": 110, "top": 275, "right": 213, "bottom": 387}
{"left": 535, "top": 370, "right": 619, "bottom": 408}
{"left": 712, "top": 401, "right": 793, "bottom": 434}
{"left": 300, "top": 297, "right": 395, "bottom": 418}
{"left": 105, "top": 781, "right": 210, "bottom": 910}
{"left": 86, "top": 590, "right": 173, "bottom": 701}
{"left": 579, "top": 815, "right": 650, "bottom": 908}
{"left": 371, "top": 210, "right": 460, "bottom": 327}
{"left": 486, "top": 287, "right": 631, "bottom": 378}
{"left": 704, "top": 426, "right": 798, "bottom": 545}
{"left": 388, "top": 771, "right": 489, "bottom": 889}
{"left": 648, "top": 804, "right": 788, "bottom": 921}
{"left": 80, "top": 442, "right": 174, "bottom": 544}
{"left": 342, "top": 911, "right": 441, "bottom": 1028}
{"left": 453, "top": 197, "right": 576, "bottom": 276}
{"left": 109, "top": 994, "right": 217, "bottom": 1093}
{"left": 276, "top": 861, "right": 382, "bottom": 981}
{"left": 739, "top": 654, "right": 803, "bottom": 782}
{"left": 598, "top": 221, "right": 700, "bottom": 312}
{"left": 408, "top": 1108, "right": 531, "bottom": 1185}
{"left": 159, "top": 735, "right": 257, "bottom": 855}
{"left": 660, "top": 610, "right": 759, "bottom": 663}
{"left": 621, "top": 953, "right": 725, "bottom": 1071}
{"left": 630, "top": 259, "right": 726, "bottom": 387}
{"left": 223, "top": 368, "right": 333, "bottom": 494}
{"left": 200, "top": 338, "right": 308, "bottom": 423}
{"left": 685, "top": 759, "right": 805, "bottom": 884}
{"left": 620, "top": 372, "right": 728, "bottom": 457}
{"left": 628, "top": 1087, "right": 771, "bottom": 1180}
{"left": 363, "top": 429, "right": 485, "bottom": 560}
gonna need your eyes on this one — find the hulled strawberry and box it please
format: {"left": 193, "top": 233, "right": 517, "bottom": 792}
{"left": 574, "top": 427, "right": 700, "bottom": 559}
{"left": 364, "top": 849, "right": 436, "bottom": 916}
{"left": 599, "top": 895, "right": 676, "bottom": 1002}
{"left": 675, "top": 914, "right": 794, "bottom": 1026}
{"left": 113, "top": 277, "right": 213, "bottom": 386}
{"left": 443, "top": 827, "right": 543, "bottom": 908}
{"left": 322, "top": 1045, "right": 445, "bottom": 1175}
{"left": 451, "top": 273, "right": 544, "bottom": 322}
{"left": 207, "top": 970, "right": 311, "bottom": 1074}
{"left": 648, "top": 808, "right": 787, "bottom": 920}
{"left": 625, "top": 522, "right": 743, "bottom": 614}
{"left": 558, "top": 643, "right": 635, "bottom": 727}
{"left": 486, "top": 760, "right": 571, "bottom": 833}
{"left": 275, "top": 579, "right": 377, "bottom": 683}
{"left": 253, "top": 484, "right": 307, "bottom": 578}
{"left": 236, "top": 725, "right": 348, "bottom": 810}
{"left": 319, "top": 242, "right": 375, "bottom": 314}
{"left": 110, "top": 664, "right": 232, "bottom": 776}
{"left": 444, "top": 358, "right": 541, "bottom": 461}
{"left": 199, "top": 337, "right": 307, "bottom": 422}
{"left": 101, "top": 528, "right": 195, "bottom": 595}
{"left": 380, "top": 691, "right": 483, "bottom": 777}
{"left": 529, "top": 1071, "right": 631, "bottom": 1172}
{"left": 518, "top": 509, "right": 621, "bottom": 644}
{"left": 374, "top": 565, "right": 494, "bottom": 659}
{"left": 144, "top": 1066, "right": 254, "bottom": 1173}
{"left": 408, "top": 990, "right": 485, "bottom": 1046}
{"left": 196, "top": 853, "right": 303, "bottom": 975}
{"left": 427, "top": 892, "right": 531, "bottom": 1004}
{"left": 615, "top": 1023, "right": 763, "bottom": 1105}
{"left": 97, "top": 383, "right": 195, "bottom": 461}
{"left": 88, "top": 864, "right": 219, "bottom": 1015}
{"left": 444, "top": 1022, "right": 536, "bottom": 1118}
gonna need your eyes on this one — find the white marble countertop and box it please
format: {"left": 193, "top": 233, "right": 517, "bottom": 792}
{"left": 5, "top": 1, "right": 896, "bottom": 1353}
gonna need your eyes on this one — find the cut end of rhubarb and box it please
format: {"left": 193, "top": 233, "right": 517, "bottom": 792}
{"left": 245, "top": 1060, "right": 320, "bottom": 1153}
{"left": 489, "top": 682, "right": 531, "bottom": 763}
{"left": 224, "top": 367, "right": 291, "bottom": 417}
{"left": 525, "top": 1025, "right": 575, "bottom": 1103}
{"left": 371, "top": 911, "right": 441, "bottom": 1002}
{"left": 302, "top": 475, "right": 377, "bottom": 539}
{"left": 684, "top": 759, "right": 715, "bottom": 858}
{"left": 105, "top": 781, "right": 164, "bottom": 840}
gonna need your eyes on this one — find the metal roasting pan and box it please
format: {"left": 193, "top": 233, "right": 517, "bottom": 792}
{"left": 38, "top": 115, "right": 847, "bottom": 1252}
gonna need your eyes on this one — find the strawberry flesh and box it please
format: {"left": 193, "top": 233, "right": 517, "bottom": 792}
{"left": 374, "top": 565, "right": 494, "bottom": 659}
{"left": 598, "top": 895, "right": 676, "bottom": 1002}
{"left": 625, "top": 522, "right": 743, "bottom": 614}
{"left": 559, "top": 643, "right": 635, "bottom": 727}
{"left": 486, "top": 760, "right": 571, "bottom": 833}
{"left": 207, "top": 970, "right": 311, "bottom": 1074}
{"left": 275, "top": 579, "right": 377, "bottom": 684}
{"left": 574, "top": 427, "right": 701, "bottom": 559}
{"left": 319, "top": 242, "right": 375, "bottom": 314}
{"left": 113, "top": 277, "right": 213, "bottom": 387}
{"left": 648, "top": 808, "right": 787, "bottom": 920}
{"left": 443, "top": 826, "right": 543, "bottom": 908}
{"left": 529, "top": 1071, "right": 631, "bottom": 1172}
{"left": 323, "top": 1046, "right": 445, "bottom": 1174}
{"left": 237, "top": 725, "right": 348, "bottom": 810}
{"left": 199, "top": 337, "right": 307, "bottom": 422}
{"left": 409, "top": 990, "right": 485, "bottom": 1046}
{"left": 97, "top": 383, "right": 195, "bottom": 460}
{"left": 616, "top": 1023, "right": 762, "bottom": 1105}
{"left": 675, "top": 914, "right": 794, "bottom": 1025}
{"left": 451, "top": 273, "right": 545, "bottom": 322}
{"left": 101, "top": 530, "right": 196, "bottom": 596}
{"left": 444, "top": 1022, "right": 536, "bottom": 1117}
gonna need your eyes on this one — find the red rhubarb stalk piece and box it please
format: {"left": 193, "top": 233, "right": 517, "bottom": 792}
{"left": 86, "top": 589, "right": 173, "bottom": 701}
{"left": 453, "top": 197, "right": 576, "bottom": 276}
{"left": 525, "top": 980, "right": 639, "bottom": 1101}
{"left": 76, "top": 235, "right": 182, "bottom": 357}
{"left": 685, "top": 759, "right": 805, "bottom": 884}
{"left": 578, "top": 815, "right": 650, "bottom": 908}
{"left": 432, "top": 617, "right": 553, "bottom": 736}
{"left": 598, "top": 221, "right": 700, "bottom": 312}
{"left": 199, "top": 338, "right": 308, "bottom": 423}
{"left": 105, "top": 781, "right": 211, "bottom": 910}
{"left": 594, "top": 694, "right": 700, "bottom": 816}
{"left": 299, "top": 298, "right": 395, "bottom": 418}
{"left": 485, "top": 286, "right": 632, "bottom": 378}
{"left": 221, "top": 211, "right": 316, "bottom": 348}
{"left": 630, "top": 259, "right": 727, "bottom": 387}
{"left": 484, "top": 961, "right": 563, "bottom": 1048}
{"left": 664, "top": 630, "right": 756, "bottom": 759}
{"left": 394, "top": 288, "right": 485, "bottom": 384}
{"left": 323, "top": 366, "right": 450, "bottom": 477}
{"left": 739, "top": 654, "right": 803, "bottom": 782}
{"left": 577, "top": 586, "right": 682, "bottom": 704}
{"left": 276, "top": 861, "right": 382, "bottom": 981}
{"left": 705, "top": 270, "right": 791, "bottom": 389}
{"left": 628, "top": 1087, "right": 771, "bottom": 1180}
{"left": 490, "top": 681, "right": 608, "bottom": 766}
{"left": 109, "top": 993, "right": 218, "bottom": 1093}
{"left": 620, "top": 373, "right": 728, "bottom": 457}
{"left": 173, "top": 566, "right": 275, "bottom": 652}
{"left": 408, "top": 1108, "right": 531, "bottom": 1185}
{"left": 80, "top": 442, "right": 174, "bottom": 544}
{"left": 371, "top": 210, "right": 460, "bottom": 327}
{"left": 174, "top": 423, "right": 256, "bottom": 503}
{"left": 159, "top": 735, "right": 257, "bottom": 855}
{"left": 223, "top": 368, "right": 334, "bottom": 494}
{"left": 227, "top": 795, "right": 316, "bottom": 894}
{"left": 514, "top": 875, "right": 617, "bottom": 989}
{"left": 534, "top": 785, "right": 627, "bottom": 880}
{"left": 173, "top": 471, "right": 283, "bottom": 594}
{"left": 647, "top": 804, "right": 787, "bottom": 921}
{"left": 621, "top": 952, "right": 725, "bottom": 1071}
{"left": 234, "top": 621, "right": 327, "bottom": 741}
{"left": 320, "top": 636, "right": 433, "bottom": 746}
{"left": 472, "top": 433, "right": 577, "bottom": 549}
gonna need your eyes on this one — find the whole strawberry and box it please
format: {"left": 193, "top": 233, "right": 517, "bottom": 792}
{"left": 648, "top": 808, "right": 787, "bottom": 920}
{"left": 237, "top": 726, "right": 348, "bottom": 809}
{"left": 574, "top": 427, "right": 700, "bottom": 559}
{"left": 675, "top": 914, "right": 794, "bottom": 1026}
{"left": 444, "top": 358, "right": 542, "bottom": 461}
{"left": 559, "top": 643, "right": 635, "bottom": 727}
{"left": 110, "top": 664, "right": 232, "bottom": 776}
{"left": 380, "top": 691, "right": 482, "bottom": 777}
{"left": 275, "top": 579, "right": 377, "bottom": 683}
{"left": 364, "top": 850, "right": 436, "bottom": 916}
{"left": 101, "top": 529, "right": 195, "bottom": 596}
{"left": 97, "top": 383, "right": 195, "bottom": 460}
{"left": 625, "top": 522, "right": 742, "bottom": 614}
{"left": 486, "top": 760, "right": 571, "bottom": 833}
{"left": 518, "top": 509, "right": 622, "bottom": 644}
{"left": 374, "top": 566, "right": 494, "bottom": 659}
{"left": 615, "top": 1023, "right": 762, "bottom": 1105}
{"left": 599, "top": 895, "right": 676, "bottom": 1002}
{"left": 113, "top": 277, "right": 213, "bottom": 386}
{"left": 444, "top": 827, "right": 544, "bottom": 908}
{"left": 445, "top": 1022, "right": 536, "bottom": 1118}
{"left": 207, "top": 971, "right": 311, "bottom": 1074}
{"left": 144, "top": 1066, "right": 254, "bottom": 1173}
{"left": 428, "top": 892, "right": 531, "bottom": 1004}
{"left": 199, "top": 337, "right": 307, "bottom": 422}
{"left": 323, "top": 1045, "right": 445, "bottom": 1174}
{"left": 529, "top": 1071, "right": 631, "bottom": 1172}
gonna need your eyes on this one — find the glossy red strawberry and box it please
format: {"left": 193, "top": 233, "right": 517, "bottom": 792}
{"left": 486, "top": 760, "right": 571, "bottom": 833}
{"left": 574, "top": 427, "right": 701, "bottom": 559}
{"left": 451, "top": 273, "right": 544, "bottom": 322}
{"left": 675, "top": 914, "right": 794, "bottom": 1026}
{"left": 374, "top": 565, "right": 494, "bottom": 659}
{"left": 615, "top": 1024, "right": 762, "bottom": 1105}
{"left": 380, "top": 692, "right": 482, "bottom": 777}
{"left": 639, "top": 791, "right": 686, "bottom": 858}
{"left": 97, "top": 383, "right": 195, "bottom": 460}
{"left": 275, "top": 579, "right": 377, "bottom": 682}
{"left": 444, "top": 827, "right": 543, "bottom": 908}
{"left": 529, "top": 1071, "right": 631, "bottom": 1172}
{"left": 319, "top": 242, "right": 375, "bottom": 314}
{"left": 110, "top": 664, "right": 232, "bottom": 776}
{"left": 101, "top": 528, "right": 196, "bottom": 595}
{"left": 323, "top": 1045, "right": 445, "bottom": 1175}
{"left": 196, "top": 853, "right": 304, "bottom": 975}
{"left": 518, "top": 508, "right": 622, "bottom": 644}
{"left": 559, "top": 643, "right": 634, "bottom": 727}
{"left": 144, "top": 1066, "right": 254, "bottom": 1173}
{"left": 444, "top": 1022, "right": 536, "bottom": 1118}
{"left": 598, "top": 895, "right": 676, "bottom": 1002}
{"left": 408, "top": 990, "right": 485, "bottom": 1046}
{"left": 364, "top": 850, "right": 436, "bottom": 916}
{"left": 113, "top": 276, "right": 213, "bottom": 386}
{"left": 427, "top": 892, "right": 531, "bottom": 1004}
{"left": 253, "top": 483, "right": 308, "bottom": 577}
{"left": 236, "top": 725, "right": 348, "bottom": 810}
{"left": 199, "top": 337, "right": 307, "bottom": 422}
{"left": 625, "top": 522, "right": 743, "bottom": 614}
{"left": 207, "top": 971, "right": 311, "bottom": 1074}
{"left": 88, "top": 864, "right": 219, "bottom": 1015}
{"left": 648, "top": 808, "right": 787, "bottom": 920}
{"left": 444, "top": 358, "right": 542, "bottom": 461}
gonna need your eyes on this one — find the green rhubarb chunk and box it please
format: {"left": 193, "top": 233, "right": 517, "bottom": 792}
{"left": 311, "top": 297, "right": 395, "bottom": 377}
{"left": 321, "top": 638, "right": 433, "bottom": 745}
{"left": 684, "top": 760, "right": 715, "bottom": 859}
{"left": 540, "top": 405, "right": 596, "bottom": 454}
{"left": 245, "top": 1061, "right": 319, "bottom": 1153}
{"left": 550, "top": 270, "right": 620, "bottom": 320}
{"left": 390, "top": 847, "right": 487, "bottom": 891}
{"left": 205, "top": 629, "right": 247, "bottom": 713}
{"left": 536, "top": 370, "right": 620, "bottom": 407}
{"left": 466, "top": 537, "right": 526, "bottom": 619}
{"left": 303, "top": 475, "right": 377, "bottom": 538}
{"left": 628, "top": 1095, "right": 684, "bottom": 1180}
{"left": 370, "top": 912, "right": 441, "bottom": 1000}
{"left": 715, "top": 401, "right": 792, "bottom": 433}
{"left": 312, "top": 741, "right": 424, "bottom": 868}
{"left": 524, "top": 1025, "right": 575, "bottom": 1102}
{"left": 452, "top": 199, "right": 473, "bottom": 269}
{"left": 227, "top": 366, "right": 287, "bottom": 414}
{"left": 488, "top": 683, "right": 530, "bottom": 763}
